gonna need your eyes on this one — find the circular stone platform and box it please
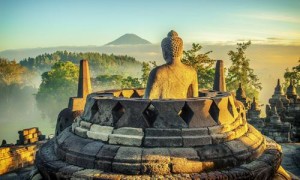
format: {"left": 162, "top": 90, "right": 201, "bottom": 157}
{"left": 35, "top": 89, "right": 286, "bottom": 179}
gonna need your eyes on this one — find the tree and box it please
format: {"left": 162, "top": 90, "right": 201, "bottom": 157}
{"left": 284, "top": 59, "right": 300, "bottom": 94}
{"left": 181, "top": 43, "right": 215, "bottom": 89}
{"left": 0, "top": 58, "right": 37, "bottom": 121}
{"left": 121, "top": 76, "right": 142, "bottom": 88}
{"left": 140, "top": 61, "right": 157, "bottom": 88}
{"left": 36, "top": 61, "right": 79, "bottom": 120}
{"left": 0, "top": 58, "right": 30, "bottom": 86}
{"left": 226, "top": 41, "right": 262, "bottom": 98}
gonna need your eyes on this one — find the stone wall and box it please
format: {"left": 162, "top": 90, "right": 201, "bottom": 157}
{"left": 0, "top": 145, "right": 36, "bottom": 175}
{"left": 17, "top": 127, "right": 45, "bottom": 145}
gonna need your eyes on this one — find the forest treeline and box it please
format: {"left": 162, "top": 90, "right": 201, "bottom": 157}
{"left": 20, "top": 50, "right": 141, "bottom": 76}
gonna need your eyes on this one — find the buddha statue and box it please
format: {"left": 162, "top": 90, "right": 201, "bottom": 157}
{"left": 144, "top": 30, "right": 198, "bottom": 99}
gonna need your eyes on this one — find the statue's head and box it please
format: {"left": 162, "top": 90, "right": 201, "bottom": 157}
{"left": 161, "top": 30, "right": 183, "bottom": 63}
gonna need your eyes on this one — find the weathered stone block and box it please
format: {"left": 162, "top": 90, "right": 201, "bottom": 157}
{"left": 141, "top": 148, "right": 170, "bottom": 175}
{"left": 225, "top": 140, "right": 249, "bottom": 154}
{"left": 72, "top": 169, "right": 103, "bottom": 178}
{"left": 112, "top": 162, "right": 141, "bottom": 175}
{"left": 208, "top": 125, "right": 223, "bottom": 135}
{"left": 74, "top": 127, "right": 88, "bottom": 138}
{"left": 113, "top": 127, "right": 144, "bottom": 136}
{"left": 169, "top": 148, "right": 199, "bottom": 160}
{"left": 195, "top": 144, "right": 232, "bottom": 160}
{"left": 145, "top": 128, "right": 181, "bottom": 136}
{"left": 56, "top": 127, "right": 73, "bottom": 146}
{"left": 144, "top": 137, "right": 182, "bottom": 147}
{"left": 108, "top": 134, "right": 143, "bottom": 146}
{"left": 95, "top": 145, "right": 120, "bottom": 172}
{"left": 87, "top": 131, "right": 110, "bottom": 142}
{"left": 142, "top": 148, "right": 170, "bottom": 163}
{"left": 181, "top": 128, "right": 208, "bottom": 136}
{"left": 61, "top": 134, "right": 93, "bottom": 154}
{"left": 90, "top": 124, "right": 114, "bottom": 133}
{"left": 80, "top": 120, "right": 92, "bottom": 130}
{"left": 57, "top": 165, "right": 83, "bottom": 178}
{"left": 183, "top": 135, "right": 212, "bottom": 146}
{"left": 171, "top": 160, "right": 203, "bottom": 173}
{"left": 114, "top": 147, "right": 142, "bottom": 163}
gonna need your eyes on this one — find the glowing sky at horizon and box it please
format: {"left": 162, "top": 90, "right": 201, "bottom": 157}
{"left": 0, "top": 0, "right": 300, "bottom": 50}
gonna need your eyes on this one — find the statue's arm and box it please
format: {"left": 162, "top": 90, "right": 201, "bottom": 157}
{"left": 192, "top": 72, "right": 199, "bottom": 97}
{"left": 144, "top": 68, "right": 160, "bottom": 99}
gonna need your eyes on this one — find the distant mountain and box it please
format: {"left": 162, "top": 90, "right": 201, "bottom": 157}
{"left": 106, "top": 34, "right": 151, "bottom": 45}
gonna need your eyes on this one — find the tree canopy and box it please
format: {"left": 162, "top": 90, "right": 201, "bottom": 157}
{"left": 181, "top": 43, "right": 215, "bottom": 89}
{"left": 226, "top": 41, "right": 262, "bottom": 98}
{"left": 36, "top": 61, "right": 79, "bottom": 119}
{"left": 284, "top": 59, "right": 300, "bottom": 94}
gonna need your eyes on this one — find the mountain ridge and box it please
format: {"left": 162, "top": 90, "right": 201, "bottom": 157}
{"left": 106, "top": 33, "right": 151, "bottom": 45}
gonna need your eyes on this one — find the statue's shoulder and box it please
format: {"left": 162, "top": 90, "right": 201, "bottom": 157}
{"left": 182, "top": 64, "right": 197, "bottom": 74}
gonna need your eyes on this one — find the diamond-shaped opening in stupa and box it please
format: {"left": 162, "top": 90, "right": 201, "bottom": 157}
{"left": 227, "top": 98, "right": 234, "bottom": 117}
{"left": 112, "top": 102, "right": 125, "bottom": 122}
{"left": 209, "top": 101, "right": 220, "bottom": 123}
{"left": 143, "top": 103, "right": 158, "bottom": 127}
{"left": 178, "top": 102, "right": 194, "bottom": 124}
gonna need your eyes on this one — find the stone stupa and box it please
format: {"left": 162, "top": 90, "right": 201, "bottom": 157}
{"left": 35, "top": 31, "right": 290, "bottom": 179}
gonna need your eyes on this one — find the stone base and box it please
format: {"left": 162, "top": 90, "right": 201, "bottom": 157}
{"left": 35, "top": 127, "right": 289, "bottom": 179}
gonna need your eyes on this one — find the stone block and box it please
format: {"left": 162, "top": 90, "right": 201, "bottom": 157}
{"left": 61, "top": 133, "right": 93, "bottom": 154}
{"left": 73, "top": 169, "right": 103, "bottom": 178}
{"left": 76, "top": 155, "right": 95, "bottom": 169}
{"left": 113, "top": 127, "right": 144, "bottom": 136}
{"left": 195, "top": 144, "right": 232, "bottom": 160}
{"left": 144, "top": 137, "right": 182, "bottom": 147}
{"left": 58, "top": 165, "right": 83, "bottom": 178}
{"left": 112, "top": 162, "right": 141, "bottom": 175}
{"left": 182, "top": 135, "right": 212, "bottom": 146}
{"left": 80, "top": 120, "right": 92, "bottom": 130}
{"left": 171, "top": 160, "right": 203, "bottom": 173}
{"left": 141, "top": 148, "right": 170, "bottom": 175}
{"left": 241, "top": 160, "right": 272, "bottom": 178}
{"left": 87, "top": 131, "right": 110, "bottom": 142}
{"left": 208, "top": 126, "right": 223, "bottom": 134}
{"left": 114, "top": 147, "right": 142, "bottom": 163}
{"left": 108, "top": 134, "right": 143, "bottom": 146}
{"left": 74, "top": 127, "right": 88, "bottom": 138}
{"left": 145, "top": 128, "right": 181, "bottom": 136}
{"left": 90, "top": 124, "right": 114, "bottom": 134}
{"left": 95, "top": 145, "right": 120, "bottom": 172}
{"left": 181, "top": 128, "right": 208, "bottom": 136}
{"left": 169, "top": 148, "right": 199, "bottom": 160}
{"left": 142, "top": 148, "right": 170, "bottom": 163}
{"left": 66, "top": 152, "right": 79, "bottom": 166}
{"left": 225, "top": 140, "right": 249, "bottom": 154}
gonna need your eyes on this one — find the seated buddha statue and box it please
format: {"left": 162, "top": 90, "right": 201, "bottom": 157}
{"left": 144, "top": 30, "right": 198, "bottom": 99}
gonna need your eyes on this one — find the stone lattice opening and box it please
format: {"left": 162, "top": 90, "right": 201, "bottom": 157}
{"left": 209, "top": 101, "right": 220, "bottom": 123}
{"left": 112, "top": 102, "right": 125, "bottom": 122}
{"left": 91, "top": 102, "right": 99, "bottom": 119}
{"left": 178, "top": 102, "right": 194, "bottom": 124}
{"left": 227, "top": 98, "right": 234, "bottom": 117}
{"left": 143, "top": 103, "right": 158, "bottom": 127}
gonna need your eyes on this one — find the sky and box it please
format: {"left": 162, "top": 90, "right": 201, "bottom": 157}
{"left": 0, "top": 0, "right": 300, "bottom": 50}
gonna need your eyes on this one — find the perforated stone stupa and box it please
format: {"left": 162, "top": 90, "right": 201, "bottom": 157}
{"left": 35, "top": 31, "right": 290, "bottom": 179}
